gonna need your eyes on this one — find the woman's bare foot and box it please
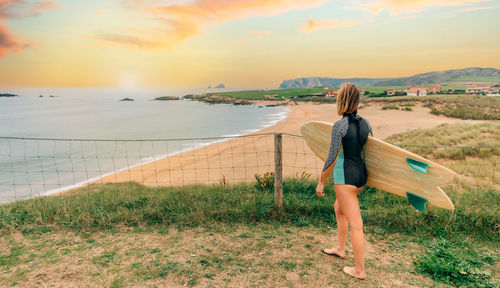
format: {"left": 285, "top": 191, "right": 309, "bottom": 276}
{"left": 322, "top": 248, "right": 346, "bottom": 258}
{"left": 343, "top": 266, "right": 366, "bottom": 280}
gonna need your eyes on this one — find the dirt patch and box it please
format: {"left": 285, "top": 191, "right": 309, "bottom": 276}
{"left": 0, "top": 225, "right": 438, "bottom": 287}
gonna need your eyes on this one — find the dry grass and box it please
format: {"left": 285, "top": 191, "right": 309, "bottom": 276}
{"left": 0, "top": 224, "right": 441, "bottom": 288}
{"left": 365, "top": 94, "right": 500, "bottom": 120}
{"left": 385, "top": 122, "right": 500, "bottom": 190}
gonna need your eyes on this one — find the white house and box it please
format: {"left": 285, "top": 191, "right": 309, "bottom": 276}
{"left": 406, "top": 88, "right": 427, "bottom": 96}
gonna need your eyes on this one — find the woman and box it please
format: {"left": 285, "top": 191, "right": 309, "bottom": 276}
{"left": 315, "top": 82, "right": 372, "bottom": 280}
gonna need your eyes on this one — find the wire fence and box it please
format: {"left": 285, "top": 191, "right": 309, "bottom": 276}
{"left": 0, "top": 134, "right": 498, "bottom": 204}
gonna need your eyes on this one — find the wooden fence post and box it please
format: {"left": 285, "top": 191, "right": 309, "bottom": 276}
{"left": 274, "top": 133, "right": 283, "bottom": 211}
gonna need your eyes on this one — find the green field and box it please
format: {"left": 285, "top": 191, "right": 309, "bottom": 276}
{"left": 212, "top": 88, "right": 326, "bottom": 100}
{"left": 448, "top": 76, "right": 500, "bottom": 82}
{"left": 205, "top": 85, "right": 473, "bottom": 101}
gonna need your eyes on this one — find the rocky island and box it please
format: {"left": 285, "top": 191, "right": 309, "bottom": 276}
{"left": 184, "top": 94, "right": 251, "bottom": 105}
{"left": 153, "top": 96, "right": 180, "bottom": 101}
{"left": 0, "top": 93, "right": 18, "bottom": 97}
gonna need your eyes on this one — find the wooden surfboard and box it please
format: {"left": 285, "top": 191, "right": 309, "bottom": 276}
{"left": 301, "top": 121, "right": 455, "bottom": 211}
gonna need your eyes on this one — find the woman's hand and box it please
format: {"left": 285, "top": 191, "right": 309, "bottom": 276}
{"left": 316, "top": 181, "right": 325, "bottom": 197}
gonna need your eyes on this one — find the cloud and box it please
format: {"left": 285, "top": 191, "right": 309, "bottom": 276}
{"left": 96, "top": 0, "right": 327, "bottom": 49}
{"left": 300, "top": 0, "right": 492, "bottom": 34}
{"left": 94, "top": 32, "right": 162, "bottom": 48}
{"left": 0, "top": 0, "right": 58, "bottom": 57}
{"left": 0, "top": 22, "right": 24, "bottom": 57}
{"left": 302, "top": 19, "right": 362, "bottom": 33}
{"left": 354, "top": 0, "right": 488, "bottom": 15}
{"left": 0, "top": 0, "right": 57, "bottom": 18}
{"left": 439, "top": 5, "right": 496, "bottom": 16}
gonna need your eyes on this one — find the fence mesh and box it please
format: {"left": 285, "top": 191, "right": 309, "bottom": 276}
{"left": 0, "top": 134, "right": 498, "bottom": 203}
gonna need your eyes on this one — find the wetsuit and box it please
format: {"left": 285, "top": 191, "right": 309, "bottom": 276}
{"left": 321, "top": 112, "right": 373, "bottom": 188}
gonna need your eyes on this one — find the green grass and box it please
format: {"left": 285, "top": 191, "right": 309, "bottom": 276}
{"left": 359, "top": 86, "right": 406, "bottom": 94}
{"left": 414, "top": 238, "right": 497, "bottom": 287}
{"left": 449, "top": 76, "right": 500, "bottom": 82}
{"left": 211, "top": 88, "right": 326, "bottom": 100}
{"left": 381, "top": 104, "right": 399, "bottom": 110}
{"left": 196, "top": 86, "right": 483, "bottom": 102}
{"left": 0, "top": 179, "right": 497, "bottom": 242}
{"left": 0, "top": 180, "right": 497, "bottom": 286}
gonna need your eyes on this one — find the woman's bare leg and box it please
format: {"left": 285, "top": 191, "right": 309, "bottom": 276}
{"left": 324, "top": 200, "right": 348, "bottom": 257}
{"left": 335, "top": 184, "right": 366, "bottom": 279}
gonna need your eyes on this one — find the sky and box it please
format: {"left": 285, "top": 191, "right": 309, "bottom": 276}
{"left": 0, "top": 0, "right": 499, "bottom": 88}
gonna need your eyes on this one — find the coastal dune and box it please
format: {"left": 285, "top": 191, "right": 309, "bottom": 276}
{"left": 82, "top": 102, "right": 472, "bottom": 189}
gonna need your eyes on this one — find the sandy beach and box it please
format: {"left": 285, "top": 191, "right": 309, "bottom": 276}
{"left": 57, "top": 100, "right": 473, "bottom": 191}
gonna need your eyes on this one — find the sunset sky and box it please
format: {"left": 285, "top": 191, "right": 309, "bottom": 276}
{"left": 0, "top": 0, "right": 499, "bottom": 88}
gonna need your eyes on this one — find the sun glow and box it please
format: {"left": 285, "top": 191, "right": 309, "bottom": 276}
{"left": 119, "top": 72, "right": 140, "bottom": 88}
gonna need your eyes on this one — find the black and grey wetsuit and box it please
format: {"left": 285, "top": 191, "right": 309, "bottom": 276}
{"left": 321, "top": 112, "right": 373, "bottom": 188}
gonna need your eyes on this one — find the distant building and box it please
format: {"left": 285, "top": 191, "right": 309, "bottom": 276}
{"left": 428, "top": 85, "right": 442, "bottom": 94}
{"left": 487, "top": 84, "right": 500, "bottom": 96}
{"left": 406, "top": 88, "right": 427, "bottom": 96}
{"left": 387, "top": 88, "right": 403, "bottom": 96}
{"left": 323, "top": 89, "right": 338, "bottom": 98}
{"left": 265, "top": 94, "right": 278, "bottom": 99}
{"left": 466, "top": 86, "right": 493, "bottom": 94}
{"left": 358, "top": 88, "right": 365, "bottom": 95}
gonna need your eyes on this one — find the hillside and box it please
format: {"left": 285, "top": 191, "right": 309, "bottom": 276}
{"left": 376, "top": 67, "right": 500, "bottom": 86}
{"left": 279, "top": 77, "right": 391, "bottom": 89}
{"left": 279, "top": 67, "right": 500, "bottom": 88}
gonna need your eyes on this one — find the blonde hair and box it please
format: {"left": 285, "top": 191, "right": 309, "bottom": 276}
{"left": 336, "top": 82, "right": 360, "bottom": 116}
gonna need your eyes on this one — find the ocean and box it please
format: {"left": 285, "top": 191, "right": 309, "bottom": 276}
{"left": 0, "top": 87, "right": 289, "bottom": 203}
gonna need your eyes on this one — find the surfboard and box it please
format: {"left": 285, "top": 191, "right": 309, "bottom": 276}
{"left": 300, "top": 121, "right": 455, "bottom": 211}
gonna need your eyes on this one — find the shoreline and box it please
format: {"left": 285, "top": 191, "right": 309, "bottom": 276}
{"left": 44, "top": 103, "right": 291, "bottom": 197}
{"left": 53, "top": 100, "right": 482, "bottom": 196}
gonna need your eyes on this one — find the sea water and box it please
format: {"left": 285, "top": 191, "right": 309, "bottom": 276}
{"left": 0, "top": 87, "right": 289, "bottom": 202}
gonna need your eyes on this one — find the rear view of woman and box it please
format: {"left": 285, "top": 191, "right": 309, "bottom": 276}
{"left": 315, "top": 82, "right": 372, "bottom": 280}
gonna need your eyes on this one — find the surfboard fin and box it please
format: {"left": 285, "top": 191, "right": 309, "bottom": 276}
{"left": 406, "top": 158, "right": 429, "bottom": 173}
{"left": 406, "top": 192, "right": 428, "bottom": 211}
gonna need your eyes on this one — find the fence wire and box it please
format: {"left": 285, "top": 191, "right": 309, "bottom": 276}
{"left": 0, "top": 134, "right": 498, "bottom": 203}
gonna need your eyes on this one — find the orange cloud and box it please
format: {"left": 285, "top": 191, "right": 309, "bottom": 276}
{"left": 0, "top": 0, "right": 57, "bottom": 57}
{"left": 359, "top": 0, "right": 487, "bottom": 15}
{"left": 302, "top": 19, "right": 362, "bottom": 33}
{"left": 94, "top": 32, "right": 162, "bottom": 48}
{"left": 97, "top": 0, "right": 327, "bottom": 48}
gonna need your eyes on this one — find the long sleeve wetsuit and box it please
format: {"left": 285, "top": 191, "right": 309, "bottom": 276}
{"left": 320, "top": 112, "right": 373, "bottom": 188}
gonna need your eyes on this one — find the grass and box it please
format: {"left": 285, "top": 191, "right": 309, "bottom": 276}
{"left": 449, "top": 76, "right": 500, "bottom": 82}
{"left": 202, "top": 86, "right": 477, "bottom": 102}
{"left": 210, "top": 88, "right": 326, "bottom": 100}
{"left": 414, "top": 238, "right": 498, "bottom": 287}
{"left": 359, "top": 86, "right": 406, "bottom": 94}
{"left": 0, "top": 180, "right": 498, "bottom": 286}
{"left": 366, "top": 94, "right": 500, "bottom": 120}
{"left": 381, "top": 104, "right": 399, "bottom": 110}
{"left": 0, "top": 124, "right": 499, "bottom": 286}
{"left": 385, "top": 122, "right": 500, "bottom": 190}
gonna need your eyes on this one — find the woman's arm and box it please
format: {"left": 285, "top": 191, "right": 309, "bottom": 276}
{"left": 366, "top": 120, "right": 373, "bottom": 137}
{"left": 316, "top": 118, "right": 348, "bottom": 196}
